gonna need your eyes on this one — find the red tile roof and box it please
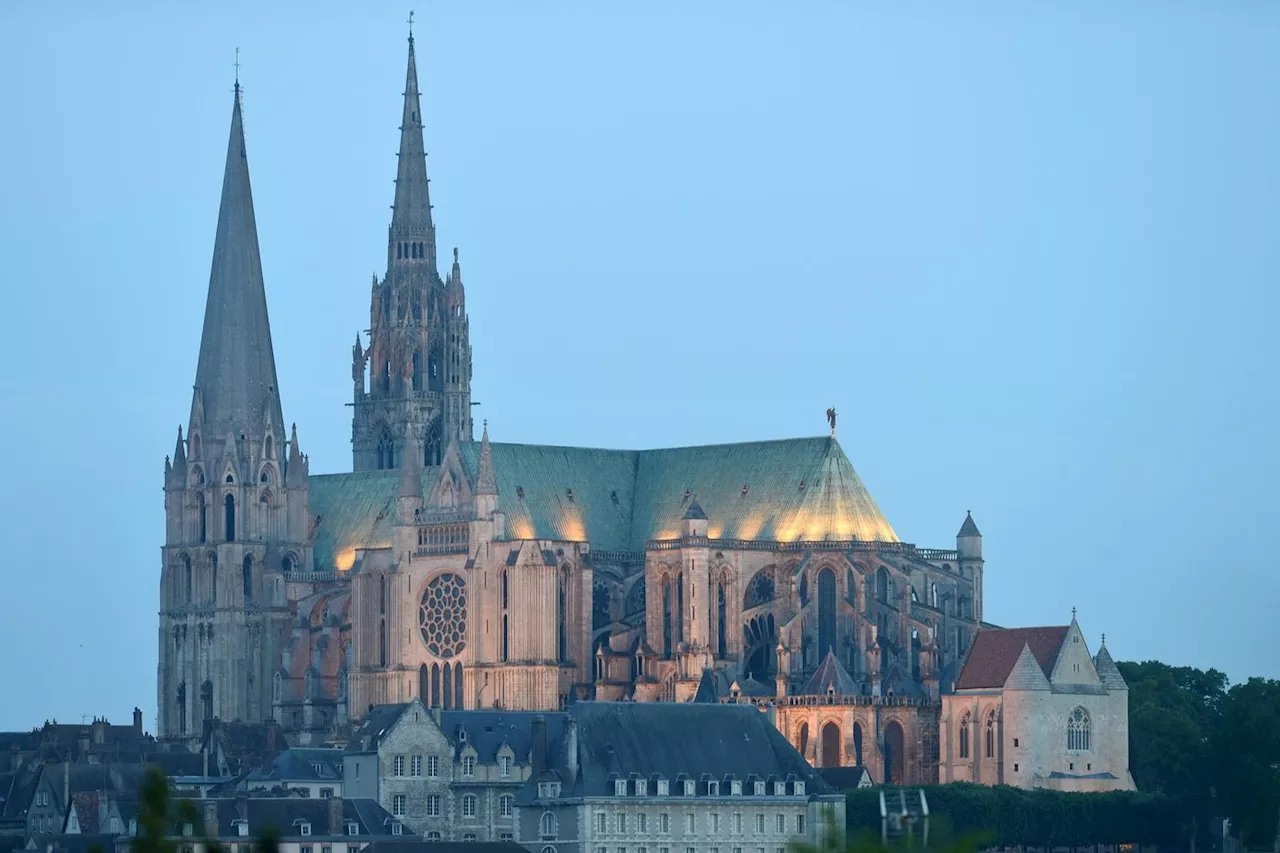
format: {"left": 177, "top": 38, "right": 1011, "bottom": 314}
{"left": 954, "top": 626, "right": 1069, "bottom": 690}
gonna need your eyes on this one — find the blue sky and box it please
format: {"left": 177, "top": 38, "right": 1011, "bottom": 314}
{"left": 0, "top": 1, "right": 1276, "bottom": 731}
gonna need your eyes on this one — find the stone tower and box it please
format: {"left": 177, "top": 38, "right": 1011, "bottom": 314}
{"left": 351, "top": 31, "right": 472, "bottom": 472}
{"left": 158, "top": 82, "right": 313, "bottom": 741}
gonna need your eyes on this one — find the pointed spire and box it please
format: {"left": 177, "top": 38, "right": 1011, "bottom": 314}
{"left": 957, "top": 509, "right": 981, "bottom": 537}
{"left": 190, "top": 82, "right": 284, "bottom": 444}
{"left": 476, "top": 421, "right": 497, "bottom": 495}
{"left": 390, "top": 30, "right": 434, "bottom": 262}
{"left": 173, "top": 426, "right": 187, "bottom": 467}
{"left": 450, "top": 247, "right": 462, "bottom": 283}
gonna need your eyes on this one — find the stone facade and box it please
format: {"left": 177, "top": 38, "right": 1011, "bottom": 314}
{"left": 938, "top": 618, "right": 1134, "bottom": 791}
{"left": 342, "top": 700, "right": 555, "bottom": 842}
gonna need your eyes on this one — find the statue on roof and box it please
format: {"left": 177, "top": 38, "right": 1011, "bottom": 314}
{"left": 826, "top": 407, "right": 837, "bottom": 436}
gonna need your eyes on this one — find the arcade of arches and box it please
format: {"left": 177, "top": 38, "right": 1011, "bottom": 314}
{"left": 779, "top": 707, "right": 932, "bottom": 786}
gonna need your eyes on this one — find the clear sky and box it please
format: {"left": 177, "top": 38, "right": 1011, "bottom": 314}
{"left": 0, "top": 1, "right": 1276, "bottom": 731}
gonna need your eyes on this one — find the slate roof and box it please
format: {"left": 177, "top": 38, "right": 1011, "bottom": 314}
{"left": 545, "top": 701, "right": 831, "bottom": 800}
{"left": 954, "top": 626, "right": 1069, "bottom": 690}
{"left": 819, "top": 766, "right": 873, "bottom": 790}
{"left": 957, "top": 511, "right": 981, "bottom": 537}
{"left": 1094, "top": 644, "right": 1128, "bottom": 691}
{"left": 170, "top": 797, "right": 402, "bottom": 839}
{"left": 801, "top": 651, "right": 860, "bottom": 696}
{"left": 247, "top": 748, "right": 343, "bottom": 783}
{"left": 309, "top": 436, "right": 898, "bottom": 571}
{"left": 346, "top": 703, "right": 567, "bottom": 764}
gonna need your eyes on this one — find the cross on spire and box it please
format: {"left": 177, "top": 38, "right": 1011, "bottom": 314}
{"left": 234, "top": 47, "right": 241, "bottom": 87}
{"left": 1071, "top": 606, "right": 1077, "bottom": 620}
{"left": 407, "top": 10, "right": 415, "bottom": 39}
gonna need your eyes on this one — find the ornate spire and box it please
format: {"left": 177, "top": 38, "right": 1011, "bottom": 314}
{"left": 390, "top": 29, "right": 435, "bottom": 264}
{"left": 475, "top": 421, "right": 497, "bottom": 495}
{"left": 173, "top": 426, "right": 187, "bottom": 467}
{"left": 190, "top": 82, "right": 284, "bottom": 443}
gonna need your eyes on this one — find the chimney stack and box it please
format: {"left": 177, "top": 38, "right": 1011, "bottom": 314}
{"left": 202, "top": 800, "right": 219, "bottom": 839}
{"left": 327, "top": 795, "right": 344, "bottom": 836}
{"left": 133, "top": 708, "right": 143, "bottom": 735}
{"left": 563, "top": 717, "right": 579, "bottom": 787}
{"left": 531, "top": 715, "right": 547, "bottom": 774}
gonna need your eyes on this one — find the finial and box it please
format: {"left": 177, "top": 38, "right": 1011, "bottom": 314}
{"left": 407, "top": 10, "right": 415, "bottom": 40}
{"left": 453, "top": 247, "right": 459, "bottom": 263}
{"left": 826, "top": 407, "right": 837, "bottom": 437}
{"left": 1071, "top": 606, "right": 1077, "bottom": 620}
{"left": 1101, "top": 632, "right": 1106, "bottom": 646}
{"left": 234, "top": 47, "right": 241, "bottom": 91}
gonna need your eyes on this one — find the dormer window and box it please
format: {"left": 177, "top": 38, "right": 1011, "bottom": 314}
{"left": 233, "top": 821, "right": 249, "bottom": 837}
{"left": 462, "top": 755, "right": 476, "bottom": 776}
{"left": 299, "top": 822, "right": 312, "bottom": 836}
{"left": 537, "top": 781, "right": 561, "bottom": 799}
{"left": 392, "top": 823, "right": 403, "bottom": 836}
{"left": 182, "top": 824, "right": 193, "bottom": 837}
{"left": 615, "top": 779, "right": 627, "bottom": 796}
{"left": 683, "top": 780, "right": 695, "bottom": 796}
{"left": 707, "top": 780, "right": 719, "bottom": 796}
{"left": 657, "top": 779, "right": 669, "bottom": 796}
{"left": 500, "top": 755, "right": 512, "bottom": 777}
{"left": 731, "top": 780, "right": 742, "bottom": 795}
{"left": 794, "top": 781, "right": 805, "bottom": 796}
{"left": 346, "top": 823, "right": 360, "bottom": 836}
{"left": 774, "top": 782, "right": 785, "bottom": 796}
{"left": 754, "top": 781, "right": 766, "bottom": 796}
{"left": 635, "top": 779, "right": 647, "bottom": 796}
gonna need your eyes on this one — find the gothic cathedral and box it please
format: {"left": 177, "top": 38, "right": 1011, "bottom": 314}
{"left": 158, "top": 31, "right": 1003, "bottom": 786}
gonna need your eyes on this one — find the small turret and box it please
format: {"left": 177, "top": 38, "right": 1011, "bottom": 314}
{"left": 957, "top": 510, "right": 982, "bottom": 559}
{"left": 681, "top": 497, "right": 709, "bottom": 539}
{"left": 286, "top": 423, "right": 309, "bottom": 486}
{"left": 474, "top": 421, "right": 498, "bottom": 518}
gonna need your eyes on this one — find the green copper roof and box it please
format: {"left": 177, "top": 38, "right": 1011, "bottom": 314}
{"left": 307, "top": 436, "right": 898, "bottom": 571}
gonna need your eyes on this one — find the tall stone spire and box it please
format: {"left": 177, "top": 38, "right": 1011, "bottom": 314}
{"left": 390, "top": 30, "right": 435, "bottom": 269}
{"left": 190, "top": 83, "right": 284, "bottom": 442}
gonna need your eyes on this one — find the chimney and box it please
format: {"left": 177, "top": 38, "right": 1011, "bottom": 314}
{"left": 77, "top": 729, "right": 90, "bottom": 758}
{"left": 202, "top": 800, "right": 219, "bottom": 839}
{"left": 563, "top": 717, "right": 579, "bottom": 787}
{"left": 327, "top": 795, "right": 344, "bottom": 836}
{"left": 531, "top": 715, "right": 547, "bottom": 775}
{"left": 133, "top": 708, "right": 143, "bottom": 735}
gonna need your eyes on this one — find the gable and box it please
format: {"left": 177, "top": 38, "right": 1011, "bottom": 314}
{"left": 1049, "top": 623, "right": 1101, "bottom": 687}
{"left": 954, "top": 626, "right": 1068, "bottom": 690}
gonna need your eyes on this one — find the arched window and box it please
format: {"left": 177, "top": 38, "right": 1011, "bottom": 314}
{"left": 675, "top": 575, "right": 684, "bottom": 643}
{"left": 200, "top": 680, "right": 213, "bottom": 722}
{"left": 176, "top": 683, "right": 186, "bottom": 735}
{"left": 661, "top": 577, "right": 673, "bottom": 658}
{"left": 930, "top": 582, "right": 939, "bottom": 608}
{"left": 209, "top": 553, "right": 218, "bottom": 605}
{"left": 224, "top": 494, "right": 236, "bottom": 541}
{"left": 985, "top": 709, "right": 997, "bottom": 758}
{"left": 817, "top": 568, "right": 837, "bottom": 660}
{"left": 742, "top": 568, "right": 775, "bottom": 610}
{"left": 959, "top": 711, "right": 971, "bottom": 759}
{"left": 242, "top": 555, "right": 253, "bottom": 602}
{"left": 592, "top": 581, "right": 611, "bottom": 630}
{"left": 884, "top": 721, "right": 905, "bottom": 785}
{"left": 282, "top": 554, "right": 295, "bottom": 574}
{"left": 539, "top": 812, "right": 558, "bottom": 839}
{"left": 798, "top": 722, "right": 810, "bottom": 759}
{"left": 1067, "top": 707, "right": 1091, "bottom": 751}
{"left": 716, "top": 582, "right": 727, "bottom": 660}
{"left": 419, "top": 664, "right": 428, "bottom": 702}
{"left": 455, "top": 664, "right": 464, "bottom": 710}
{"left": 558, "top": 569, "right": 569, "bottom": 662}
{"left": 500, "top": 570, "right": 510, "bottom": 663}
{"left": 265, "top": 435, "right": 274, "bottom": 459}
{"left": 197, "top": 493, "right": 207, "bottom": 544}
{"left": 820, "top": 722, "right": 841, "bottom": 768}
{"left": 461, "top": 794, "right": 477, "bottom": 818}
{"left": 430, "top": 664, "right": 441, "bottom": 708}
{"left": 182, "top": 555, "right": 192, "bottom": 604}
{"left": 443, "top": 662, "right": 453, "bottom": 709}
{"left": 876, "top": 567, "right": 890, "bottom": 604}
{"left": 852, "top": 722, "right": 864, "bottom": 766}
{"left": 412, "top": 351, "right": 422, "bottom": 392}
{"left": 376, "top": 427, "right": 395, "bottom": 470}
{"left": 846, "top": 567, "right": 856, "bottom": 606}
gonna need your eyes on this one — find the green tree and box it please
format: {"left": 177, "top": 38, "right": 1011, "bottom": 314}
{"left": 788, "top": 806, "right": 990, "bottom": 853}
{"left": 1212, "top": 677, "right": 1280, "bottom": 848}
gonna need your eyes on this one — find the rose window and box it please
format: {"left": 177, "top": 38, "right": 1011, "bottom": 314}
{"left": 419, "top": 572, "right": 467, "bottom": 658}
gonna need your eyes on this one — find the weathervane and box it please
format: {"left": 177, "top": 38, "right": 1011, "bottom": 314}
{"left": 826, "top": 407, "right": 837, "bottom": 438}
{"left": 234, "top": 47, "right": 240, "bottom": 87}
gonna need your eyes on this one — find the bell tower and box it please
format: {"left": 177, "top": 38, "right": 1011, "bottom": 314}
{"left": 352, "top": 28, "right": 472, "bottom": 472}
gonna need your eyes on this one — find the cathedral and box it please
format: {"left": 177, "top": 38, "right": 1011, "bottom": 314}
{"left": 158, "top": 30, "right": 1006, "bottom": 786}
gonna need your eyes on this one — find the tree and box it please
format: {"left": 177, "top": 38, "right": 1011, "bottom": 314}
{"left": 1212, "top": 677, "right": 1280, "bottom": 848}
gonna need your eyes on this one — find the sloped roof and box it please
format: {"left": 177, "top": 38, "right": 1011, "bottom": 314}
{"left": 954, "top": 627, "right": 1069, "bottom": 690}
{"left": 560, "top": 702, "right": 830, "bottom": 798}
{"left": 957, "top": 511, "right": 981, "bottom": 537}
{"left": 309, "top": 436, "right": 898, "bottom": 570}
{"left": 801, "top": 651, "right": 859, "bottom": 696}
{"left": 440, "top": 711, "right": 567, "bottom": 764}
{"left": 1094, "top": 645, "right": 1128, "bottom": 691}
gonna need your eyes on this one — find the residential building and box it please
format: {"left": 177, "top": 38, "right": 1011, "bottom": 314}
{"left": 514, "top": 702, "right": 844, "bottom": 853}
{"left": 344, "top": 700, "right": 561, "bottom": 842}
{"left": 246, "top": 749, "right": 344, "bottom": 799}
